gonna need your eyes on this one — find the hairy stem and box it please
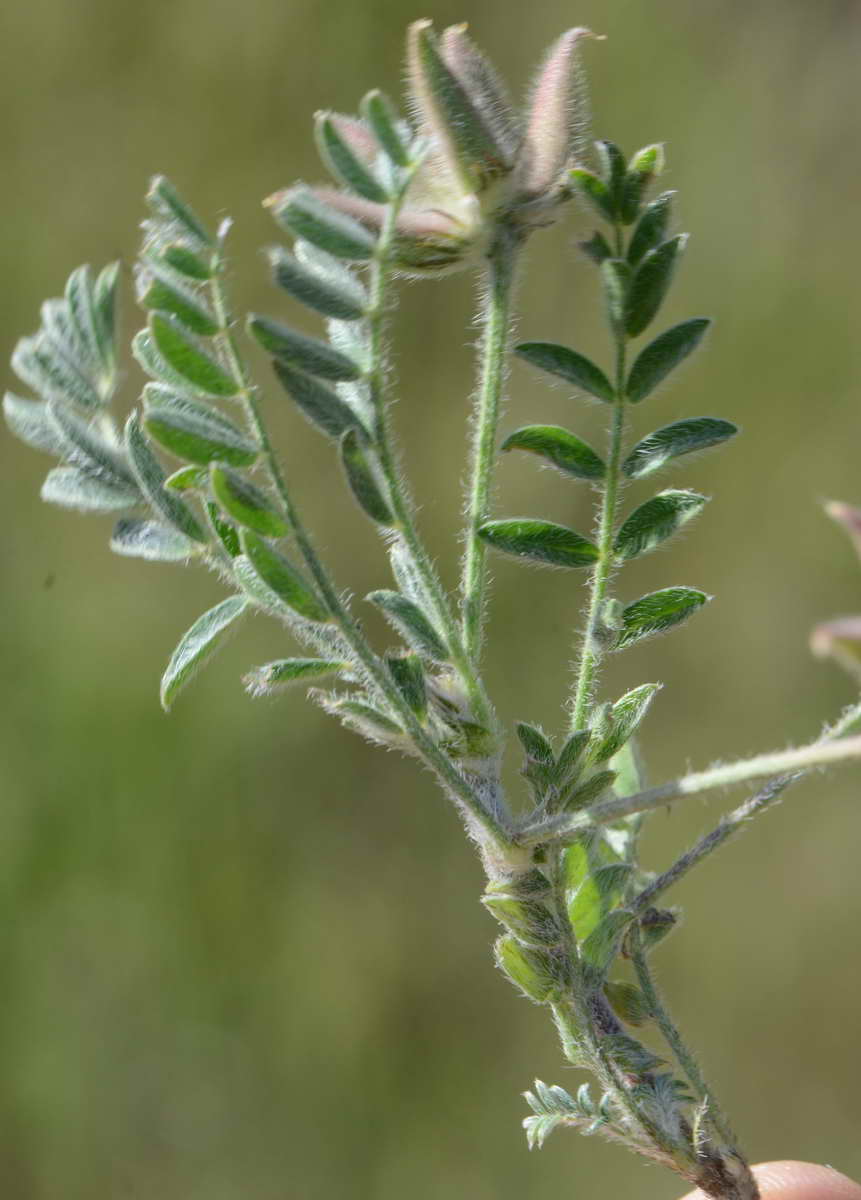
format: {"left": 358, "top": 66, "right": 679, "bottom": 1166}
{"left": 570, "top": 225, "right": 628, "bottom": 732}
{"left": 461, "top": 226, "right": 521, "bottom": 662}
{"left": 208, "top": 227, "right": 511, "bottom": 846}
{"left": 366, "top": 174, "right": 496, "bottom": 731}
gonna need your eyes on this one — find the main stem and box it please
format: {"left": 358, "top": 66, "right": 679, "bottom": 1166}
{"left": 570, "top": 231, "right": 628, "bottom": 732}
{"left": 367, "top": 176, "right": 495, "bottom": 731}
{"left": 461, "top": 226, "right": 520, "bottom": 663}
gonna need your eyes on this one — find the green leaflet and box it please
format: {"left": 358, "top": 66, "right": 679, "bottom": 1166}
{"left": 501, "top": 425, "right": 605, "bottom": 480}
{"left": 601, "top": 258, "right": 632, "bottom": 336}
{"left": 271, "top": 360, "right": 360, "bottom": 439}
{"left": 40, "top": 466, "right": 139, "bottom": 513}
{"left": 616, "top": 587, "right": 709, "bottom": 650}
{"left": 111, "top": 517, "right": 201, "bottom": 562}
{"left": 160, "top": 244, "right": 212, "bottom": 281}
{"left": 137, "top": 260, "right": 219, "bottom": 336}
{"left": 627, "top": 190, "right": 674, "bottom": 267}
{"left": 569, "top": 167, "right": 616, "bottom": 221}
{"left": 360, "top": 89, "right": 411, "bottom": 166}
{"left": 626, "top": 318, "right": 711, "bottom": 403}
{"left": 3, "top": 392, "right": 67, "bottom": 455}
{"left": 588, "top": 683, "right": 662, "bottom": 764}
{"left": 477, "top": 519, "right": 599, "bottom": 568}
{"left": 210, "top": 465, "right": 288, "bottom": 538}
{"left": 149, "top": 314, "right": 237, "bottom": 397}
{"left": 270, "top": 187, "right": 377, "bottom": 260}
{"left": 625, "top": 235, "right": 687, "bottom": 338}
{"left": 339, "top": 429, "right": 395, "bottom": 525}
{"left": 160, "top": 595, "right": 248, "bottom": 710}
{"left": 240, "top": 530, "right": 329, "bottom": 623}
{"left": 515, "top": 341, "right": 614, "bottom": 403}
{"left": 144, "top": 406, "right": 258, "bottom": 468}
{"left": 146, "top": 175, "right": 214, "bottom": 251}
{"left": 268, "top": 245, "right": 367, "bottom": 321}
{"left": 125, "top": 412, "right": 207, "bottom": 543}
{"left": 315, "top": 112, "right": 390, "bottom": 203}
{"left": 613, "top": 489, "right": 707, "bottom": 561}
{"left": 244, "top": 658, "right": 347, "bottom": 696}
{"left": 386, "top": 653, "right": 427, "bottom": 718}
{"left": 366, "top": 590, "right": 449, "bottom": 661}
{"left": 248, "top": 315, "right": 362, "bottom": 383}
{"left": 623, "top": 417, "right": 738, "bottom": 479}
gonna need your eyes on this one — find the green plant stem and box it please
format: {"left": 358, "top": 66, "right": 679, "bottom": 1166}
{"left": 366, "top": 174, "right": 496, "bottom": 732}
{"left": 461, "top": 226, "right": 520, "bottom": 663}
{"left": 207, "top": 226, "right": 511, "bottom": 847}
{"left": 570, "top": 227, "right": 628, "bottom": 733}
{"left": 578, "top": 731, "right": 861, "bottom": 828}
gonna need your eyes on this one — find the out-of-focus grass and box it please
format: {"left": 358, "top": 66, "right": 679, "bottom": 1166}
{"left": 1, "top": 2, "right": 860, "bottom": 1196}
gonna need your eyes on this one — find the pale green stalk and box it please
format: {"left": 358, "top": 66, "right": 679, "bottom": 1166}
{"left": 207, "top": 227, "right": 511, "bottom": 847}
{"left": 461, "top": 228, "right": 521, "bottom": 662}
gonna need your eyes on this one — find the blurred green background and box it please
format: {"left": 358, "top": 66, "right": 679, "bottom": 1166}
{"left": 2, "top": 1, "right": 861, "bottom": 1196}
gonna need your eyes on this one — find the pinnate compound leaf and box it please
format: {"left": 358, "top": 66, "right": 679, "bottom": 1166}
{"left": 125, "top": 413, "right": 207, "bottom": 542}
{"left": 269, "top": 187, "right": 377, "bottom": 260}
{"left": 501, "top": 425, "right": 605, "bottom": 480}
{"left": 111, "top": 517, "right": 200, "bottom": 562}
{"left": 210, "top": 466, "right": 287, "bottom": 538}
{"left": 240, "top": 530, "right": 329, "bottom": 622}
{"left": 149, "top": 314, "right": 236, "bottom": 397}
{"left": 626, "top": 318, "right": 711, "bottom": 403}
{"left": 477, "top": 519, "right": 599, "bottom": 569}
{"left": 271, "top": 360, "right": 360, "bottom": 439}
{"left": 616, "top": 587, "right": 709, "bottom": 649}
{"left": 515, "top": 342, "right": 614, "bottom": 403}
{"left": 41, "top": 466, "right": 139, "bottom": 513}
{"left": 366, "top": 590, "right": 449, "bottom": 661}
{"left": 339, "top": 429, "right": 395, "bottom": 525}
{"left": 623, "top": 417, "right": 738, "bottom": 479}
{"left": 613, "top": 489, "right": 707, "bottom": 561}
{"left": 315, "top": 112, "right": 389, "bottom": 203}
{"left": 248, "top": 315, "right": 362, "bottom": 382}
{"left": 144, "top": 407, "right": 258, "bottom": 467}
{"left": 268, "top": 246, "right": 367, "bottom": 321}
{"left": 625, "top": 235, "right": 687, "bottom": 338}
{"left": 160, "top": 595, "right": 247, "bottom": 711}
{"left": 244, "top": 658, "right": 346, "bottom": 696}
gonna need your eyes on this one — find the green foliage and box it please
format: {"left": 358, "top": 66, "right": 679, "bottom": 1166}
{"left": 515, "top": 341, "right": 615, "bottom": 402}
{"left": 623, "top": 417, "right": 738, "bottom": 478}
{"left": 477, "top": 519, "right": 599, "bottom": 568}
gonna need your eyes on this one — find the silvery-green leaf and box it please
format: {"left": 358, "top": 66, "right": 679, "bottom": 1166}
{"left": 125, "top": 412, "right": 207, "bottom": 542}
{"left": 240, "top": 530, "right": 329, "bottom": 622}
{"left": 244, "top": 658, "right": 346, "bottom": 696}
{"left": 315, "top": 112, "right": 389, "bottom": 202}
{"left": 12, "top": 333, "right": 102, "bottom": 410}
{"left": 626, "top": 235, "right": 687, "bottom": 338}
{"left": 623, "top": 417, "right": 738, "bottom": 479}
{"left": 160, "top": 244, "right": 212, "bottom": 280}
{"left": 133, "top": 329, "right": 200, "bottom": 394}
{"left": 501, "top": 425, "right": 605, "bottom": 480}
{"left": 205, "top": 501, "right": 240, "bottom": 557}
{"left": 64, "top": 265, "right": 104, "bottom": 372}
{"left": 40, "top": 466, "right": 139, "bottom": 513}
{"left": 477, "top": 519, "right": 599, "bottom": 568}
{"left": 601, "top": 258, "right": 631, "bottom": 336}
{"left": 559, "top": 768, "right": 617, "bottom": 812}
{"left": 339, "top": 429, "right": 395, "bottom": 526}
{"left": 613, "top": 489, "right": 707, "bottom": 560}
{"left": 616, "top": 587, "right": 709, "bottom": 649}
{"left": 3, "top": 392, "right": 67, "bottom": 455}
{"left": 159, "top": 594, "right": 247, "bottom": 711}
{"left": 386, "top": 652, "right": 427, "bottom": 718}
{"left": 515, "top": 342, "right": 614, "bottom": 403}
{"left": 627, "top": 190, "right": 674, "bottom": 267}
{"left": 269, "top": 187, "right": 377, "bottom": 260}
{"left": 48, "top": 402, "right": 136, "bottom": 486}
{"left": 626, "top": 318, "right": 711, "bottom": 403}
{"left": 210, "top": 465, "right": 287, "bottom": 538}
{"left": 146, "top": 176, "right": 214, "bottom": 252}
{"left": 144, "top": 406, "right": 258, "bottom": 467}
{"left": 271, "top": 360, "right": 359, "bottom": 439}
{"left": 136, "top": 261, "right": 219, "bottom": 336}
{"left": 149, "top": 314, "right": 236, "bottom": 397}
{"left": 248, "top": 315, "right": 361, "bottom": 382}
{"left": 360, "top": 89, "right": 411, "bottom": 167}
{"left": 110, "top": 517, "right": 200, "bottom": 562}
{"left": 268, "top": 246, "right": 367, "bottom": 321}
{"left": 589, "top": 683, "right": 662, "bottom": 763}
{"left": 92, "top": 261, "right": 121, "bottom": 374}
{"left": 366, "top": 590, "right": 449, "bottom": 661}
{"left": 516, "top": 722, "right": 554, "bottom": 764}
